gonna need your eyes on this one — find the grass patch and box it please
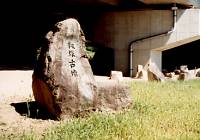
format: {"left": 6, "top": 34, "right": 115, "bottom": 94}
{"left": 1, "top": 79, "right": 200, "bottom": 140}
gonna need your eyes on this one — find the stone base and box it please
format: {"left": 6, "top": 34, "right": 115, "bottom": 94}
{"left": 96, "top": 80, "right": 132, "bottom": 111}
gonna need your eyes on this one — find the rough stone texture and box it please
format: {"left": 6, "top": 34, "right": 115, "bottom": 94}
{"left": 147, "top": 63, "right": 165, "bottom": 82}
{"left": 180, "top": 65, "right": 189, "bottom": 73}
{"left": 135, "top": 65, "right": 148, "bottom": 80}
{"left": 174, "top": 69, "right": 181, "bottom": 75}
{"left": 32, "top": 18, "right": 97, "bottom": 118}
{"left": 178, "top": 72, "right": 187, "bottom": 80}
{"left": 32, "top": 18, "right": 132, "bottom": 119}
{"left": 168, "top": 74, "right": 179, "bottom": 81}
{"left": 110, "top": 71, "right": 123, "bottom": 81}
{"left": 196, "top": 70, "right": 200, "bottom": 77}
{"left": 135, "top": 65, "right": 144, "bottom": 79}
{"left": 96, "top": 80, "right": 132, "bottom": 111}
{"left": 164, "top": 72, "right": 173, "bottom": 78}
{"left": 178, "top": 69, "right": 200, "bottom": 81}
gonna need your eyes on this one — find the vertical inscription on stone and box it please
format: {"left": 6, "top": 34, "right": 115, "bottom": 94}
{"left": 32, "top": 18, "right": 132, "bottom": 119}
{"left": 67, "top": 42, "right": 78, "bottom": 77}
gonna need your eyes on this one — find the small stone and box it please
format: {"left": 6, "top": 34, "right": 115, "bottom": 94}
{"left": 110, "top": 71, "right": 123, "bottom": 81}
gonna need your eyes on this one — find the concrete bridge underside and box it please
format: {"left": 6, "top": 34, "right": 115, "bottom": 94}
{"left": 92, "top": 9, "right": 200, "bottom": 76}
{"left": 139, "top": 0, "right": 199, "bottom": 7}
{"left": 2, "top": 0, "right": 200, "bottom": 76}
{"left": 64, "top": 0, "right": 200, "bottom": 7}
{"left": 162, "top": 39, "right": 200, "bottom": 71}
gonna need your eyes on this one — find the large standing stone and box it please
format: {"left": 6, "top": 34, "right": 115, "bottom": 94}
{"left": 178, "top": 68, "right": 200, "bottom": 80}
{"left": 32, "top": 18, "right": 132, "bottom": 119}
{"left": 32, "top": 18, "right": 97, "bottom": 118}
{"left": 147, "top": 63, "right": 165, "bottom": 82}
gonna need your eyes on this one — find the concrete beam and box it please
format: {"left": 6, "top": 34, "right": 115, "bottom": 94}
{"left": 98, "top": 0, "right": 120, "bottom": 5}
{"left": 153, "top": 35, "right": 200, "bottom": 51}
{"left": 63, "top": 0, "right": 120, "bottom": 6}
{"left": 138, "top": 0, "right": 198, "bottom": 7}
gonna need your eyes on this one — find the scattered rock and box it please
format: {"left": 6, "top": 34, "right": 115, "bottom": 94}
{"left": 110, "top": 71, "right": 123, "bottom": 81}
{"left": 178, "top": 72, "right": 186, "bottom": 80}
{"left": 174, "top": 69, "right": 181, "bottom": 75}
{"left": 180, "top": 65, "right": 189, "bottom": 73}
{"left": 147, "top": 63, "right": 165, "bottom": 82}
{"left": 164, "top": 72, "right": 173, "bottom": 78}
{"left": 135, "top": 65, "right": 148, "bottom": 80}
{"left": 178, "top": 69, "right": 199, "bottom": 81}
{"left": 196, "top": 70, "right": 200, "bottom": 77}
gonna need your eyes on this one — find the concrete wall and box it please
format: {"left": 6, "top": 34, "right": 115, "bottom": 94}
{"left": 151, "top": 50, "right": 162, "bottom": 70}
{"left": 92, "top": 9, "right": 200, "bottom": 76}
{"left": 133, "top": 9, "right": 200, "bottom": 75}
{"left": 199, "top": 9, "right": 200, "bottom": 33}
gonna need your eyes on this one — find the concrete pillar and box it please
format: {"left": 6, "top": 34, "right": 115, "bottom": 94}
{"left": 115, "top": 49, "right": 129, "bottom": 76}
{"left": 132, "top": 49, "right": 150, "bottom": 76}
{"left": 132, "top": 50, "right": 162, "bottom": 76}
{"left": 199, "top": 11, "right": 200, "bottom": 34}
{"left": 150, "top": 50, "right": 162, "bottom": 71}
{"left": 92, "top": 9, "right": 200, "bottom": 77}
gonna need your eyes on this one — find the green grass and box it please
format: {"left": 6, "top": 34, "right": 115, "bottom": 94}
{"left": 86, "top": 46, "right": 96, "bottom": 60}
{"left": 1, "top": 79, "right": 200, "bottom": 140}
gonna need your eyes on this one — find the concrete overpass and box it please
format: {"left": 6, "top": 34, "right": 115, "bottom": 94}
{"left": 60, "top": 0, "right": 199, "bottom": 7}
{"left": 89, "top": 0, "right": 200, "bottom": 76}
{"left": 2, "top": 0, "right": 200, "bottom": 76}
{"left": 139, "top": 0, "right": 199, "bottom": 7}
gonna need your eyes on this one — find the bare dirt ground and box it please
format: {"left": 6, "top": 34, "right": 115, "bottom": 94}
{"left": 0, "top": 70, "right": 139, "bottom": 136}
{"left": 0, "top": 70, "right": 59, "bottom": 135}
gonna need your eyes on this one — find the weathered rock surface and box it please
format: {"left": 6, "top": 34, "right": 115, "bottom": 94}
{"left": 32, "top": 18, "right": 132, "bottom": 119}
{"left": 147, "top": 63, "right": 165, "bottom": 82}
{"left": 196, "top": 69, "right": 200, "bottom": 77}
{"left": 96, "top": 80, "right": 132, "bottom": 111}
{"left": 135, "top": 65, "right": 148, "bottom": 80}
{"left": 32, "top": 18, "right": 97, "bottom": 118}
{"left": 110, "top": 71, "right": 123, "bottom": 81}
{"left": 178, "top": 69, "right": 200, "bottom": 81}
{"left": 180, "top": 65, "right": 189, "bottom": 73}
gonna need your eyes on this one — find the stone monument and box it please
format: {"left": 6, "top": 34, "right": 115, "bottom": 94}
{"left": 32, "top": 18, "right": 132, "bottom": 119}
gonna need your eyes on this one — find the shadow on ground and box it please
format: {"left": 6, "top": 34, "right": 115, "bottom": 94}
{"left": 10, "top": 101, "right": 57, "bottom": 120}
{"left": 0, "top": 65, "right": 33, "bottom": 70}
